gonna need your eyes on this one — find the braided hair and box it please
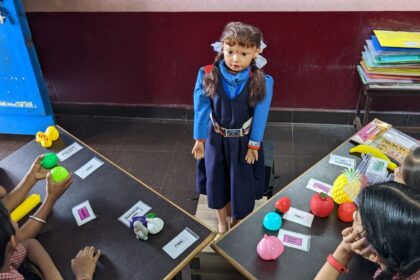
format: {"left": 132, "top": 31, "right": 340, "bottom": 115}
{"left": 359, "top": 182, "right": 420, "bottom": 280}
{"left": 203, "top": 22, "right": 266, "bottom": 107}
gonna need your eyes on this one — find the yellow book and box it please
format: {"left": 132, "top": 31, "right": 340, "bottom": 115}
{"left": 374, "top": 30, "right": 420, "bottom": 49}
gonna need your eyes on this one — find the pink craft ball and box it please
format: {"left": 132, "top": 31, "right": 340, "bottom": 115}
{"left": 256, "top": 234, "right": 285, "bottom": 261}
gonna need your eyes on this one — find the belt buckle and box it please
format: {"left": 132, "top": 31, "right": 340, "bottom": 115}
{"left": 225, "top": 128, "right": 242, "bottom": 137}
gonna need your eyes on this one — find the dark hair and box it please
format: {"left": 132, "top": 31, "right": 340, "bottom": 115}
{"left": 0, "top": 201, "right": 15, "bottom": 268}
{"left": 359, "top": 182, "right": 420, "bottom": 280}
{"left": 402, "top": 147, "right": 420, "bottom": 188}
{"left": 203, "top": 22, "right": 266, "bottom": 107}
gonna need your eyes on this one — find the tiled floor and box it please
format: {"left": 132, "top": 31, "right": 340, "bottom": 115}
{"left": 0, "top": 115, "right": 358, "bottom": 215}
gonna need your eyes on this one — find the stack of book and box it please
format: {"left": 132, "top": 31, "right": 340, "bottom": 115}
{"left": 357, "top": 30, "right": 420, "bottom": 88}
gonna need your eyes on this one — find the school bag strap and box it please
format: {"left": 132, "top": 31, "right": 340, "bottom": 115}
{"left": 202, "top": 64, "right": 253, "bottom": 77}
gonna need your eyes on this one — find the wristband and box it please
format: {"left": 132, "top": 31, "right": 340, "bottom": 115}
{"left": 247, "top": 144, "right": 260, "bottom": 151}
{"left": 327, "top": 254, "right": 349, "bottom": 273}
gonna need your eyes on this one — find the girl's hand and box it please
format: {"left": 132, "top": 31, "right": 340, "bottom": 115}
{"left": 28, "top": 155, "right": 48, "bottom": 181}
{"left": 342, "top": 227, "right": 374, "bottom": 260}
{"left": 192, "top": 141, "right": 205, "bottom": 160}
{"left": 71, "top": 246, "right": 101, "bottom": 280}
{"left": 45, "top": 172, "right": 73, "bottom": 202}
{"left": 245, "top": 149, "right": 258, "bottom": 164}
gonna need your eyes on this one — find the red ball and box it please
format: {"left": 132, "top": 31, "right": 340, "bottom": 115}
{"left": 275, "top": 197, "right": 291, "bottom": 213}
{"left": 310, "top": 192, "right": 334, "bottom": 218}
{"left": 338, "top": 202, "right": 357, "bottom": 222}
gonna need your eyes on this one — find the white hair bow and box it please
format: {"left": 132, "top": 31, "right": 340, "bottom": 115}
{"left": 211, "top": 41, "right": 268, "bottom": 69}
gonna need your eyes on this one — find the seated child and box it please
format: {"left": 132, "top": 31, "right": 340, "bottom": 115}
{"left": 394, "top": 146, "right": 420, "bottom": 188}
{"left": 315, "top": 182, "right": 420, "bottom": 280}
{"left": 0, "top": 201, "right": 101, "bottom": 280}
{"left": 1, "top": 155, "right": 73, "bottom": 241}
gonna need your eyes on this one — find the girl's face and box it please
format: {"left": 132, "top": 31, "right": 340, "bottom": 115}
{"left": 352, "top": 210, "right": 364, "bottom": 235}
{"left": 223, "top": 42, "right": 259, "bottom": 73}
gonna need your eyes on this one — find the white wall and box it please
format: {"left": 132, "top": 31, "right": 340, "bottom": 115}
{"left": 23, "top": 0, "right": 420, "bottom": 12}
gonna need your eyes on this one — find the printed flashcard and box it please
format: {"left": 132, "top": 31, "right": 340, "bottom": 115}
{"left": 75, "top": 157, "right": 104, "bottom": 179}
{"left": 306, "top": 178, "right": 332, "bottom": 195}
{"left": 278, "top": 229, "right": 311, "bottom": 252}
{"left": 283, "top": 207, "right": 314, "bottom": 228}
{"left": 163, "top": 227, "right": 199, "bottom": 259}
{"left": 329, "top": 154, "right": 356, "bottom": 169}
{"left": 118, "top": 200, "right": 152, "bottom": 227}
{"left": 72, "top": 200, "right": 97, "bottom": 226}
{"left": 57, "top": 142, "right": 83, "bottom": 161}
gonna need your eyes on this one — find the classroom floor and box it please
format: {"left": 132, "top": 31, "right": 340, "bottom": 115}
{"left": 0, "top": 115, "right": 361, "bottom": 279}
{"left": 0, "top": 115, "right": 358, "bottom": 215}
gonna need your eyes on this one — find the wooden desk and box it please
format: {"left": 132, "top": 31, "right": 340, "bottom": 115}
{"left": 354, "top": 83, "right": 420, "bottom": 130}
{"left": 211, "top": 141, "right": 377, "bottom": 280}
{"left": 0, "top": 127, "right": 215, "bottom": 280}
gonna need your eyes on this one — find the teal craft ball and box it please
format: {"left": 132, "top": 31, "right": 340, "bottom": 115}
{"left": 50, "top": 166, "right": 69, "bottom": 183}
{"left": 263, "top": 212, "right": 282, "bottom": 231}
{"left": 41, "top": 153, "right": 59, "bottom": 169}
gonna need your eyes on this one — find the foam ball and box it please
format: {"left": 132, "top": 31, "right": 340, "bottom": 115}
{"left": 51, "top": 166, "right": 69, "bottom": 183}
{"left": 41, "top": 153, "right": 59, "bottom": 169}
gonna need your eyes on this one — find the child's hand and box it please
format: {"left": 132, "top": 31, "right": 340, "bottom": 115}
{"left": 341, "top": 227, "right": 373, "bottom": 260}
{"left": 71, "top": 246, "right": 101, "bottom": 280}
{"left": 45, "top": 172, "right": 73, "bottom": 201}
{"left": 192, "top": 141, "right": 205, "bottom": 160}
{"left": 28, "top": 155, "right": 48, "bottom": 181}
{"left": 245, "top": 149, "right": 258, "bottom": 164}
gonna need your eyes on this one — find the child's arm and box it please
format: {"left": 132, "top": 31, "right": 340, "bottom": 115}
{"left": 16, "top": 173, "right": 73, "bottom": 241}
{"left": 192, "top": 68, "right": 210, "bottom": 159}
{"left": 23, "top": 238, "right": 64, "bottom": 280}
{"left": 2, "top": 155, "right": 47, "bottom": 211}
{"left": 314, "top": 228, "right": 355, "bottom": 280}
{"left": 314, "top": 241, "right": 354, "bottom": 280}
{"left": 246, "top": 75, "right": 274, "bottom": 164}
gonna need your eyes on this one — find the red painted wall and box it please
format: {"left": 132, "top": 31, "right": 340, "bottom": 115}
{"left": 27, "top": 12, "right": 420, "bottom": 111}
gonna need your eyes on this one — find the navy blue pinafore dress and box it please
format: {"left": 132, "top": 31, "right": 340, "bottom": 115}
{"left": 196, "top": 67, "right": 266, "bottom": 220}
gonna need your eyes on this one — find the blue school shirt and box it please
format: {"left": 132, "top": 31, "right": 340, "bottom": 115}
{"left": 193, "top": 60, "right": 274, "bottom": 144}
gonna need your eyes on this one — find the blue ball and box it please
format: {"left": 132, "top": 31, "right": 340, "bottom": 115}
{"left": 263, "top": 212, "right": 282, "bottom": 231}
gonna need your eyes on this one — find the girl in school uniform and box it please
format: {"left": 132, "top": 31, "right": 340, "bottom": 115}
{"left": 192, "top": 22, "right": 273, "bottom": 236}
{"left": 315, "top": 182, "right": 420, "bottom": 280}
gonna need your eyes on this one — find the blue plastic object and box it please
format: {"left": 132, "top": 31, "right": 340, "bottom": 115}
{"left": 130, "top": 216, "right": 147, "bottom": 228}
{"left": 263, "top": 212, "right": 282, "bottom": 231}
{"left": 0, "top": 0, "right": 55, "bottom": 135}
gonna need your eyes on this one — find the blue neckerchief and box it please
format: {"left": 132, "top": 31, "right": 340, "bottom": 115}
{"left": 219, "top": 60, "right": 250, "bottom": 98}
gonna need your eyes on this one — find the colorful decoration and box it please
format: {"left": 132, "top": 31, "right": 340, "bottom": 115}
{"left": 263, "top": 212, "right": 282, "bottom": 231}
{"left": 310, "top": 192, "right": 334, "bottom": 218}
{"left": 256, "top": 234, "right": 285, "bottom": 261}
{"left": 275, "top": 197, "right": 291, "bottom": 214}
{"left": 50, "top": 166, "right": 69, "bottom": 183}
{"left": 10, "top": 194, "right": 41, "bottom": 222}
{"left": 338, "top": 202, "right": 357, "bottom": 222}
{"left": 133, "top": 221, "right": 149, "bottom": 240}
{"left": 349, "top": 144, "right": 397, "bottom": 170}
{"left": 331, "top": 169, "right": 361, "bottom": 204}
{"left": 40, "top": 153, "right": 59, "bottom": 169}
{"left": 146, "top": 217, "right": 164, "bottom": 234}
{"left": 45, "top": 126, "right": 59, "bottom": 141}
{"left": 35, "top": 126, "right": 60, "bottom": 148}
{"left": 131, "top": 215, "right": 165, "bottom": 240}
